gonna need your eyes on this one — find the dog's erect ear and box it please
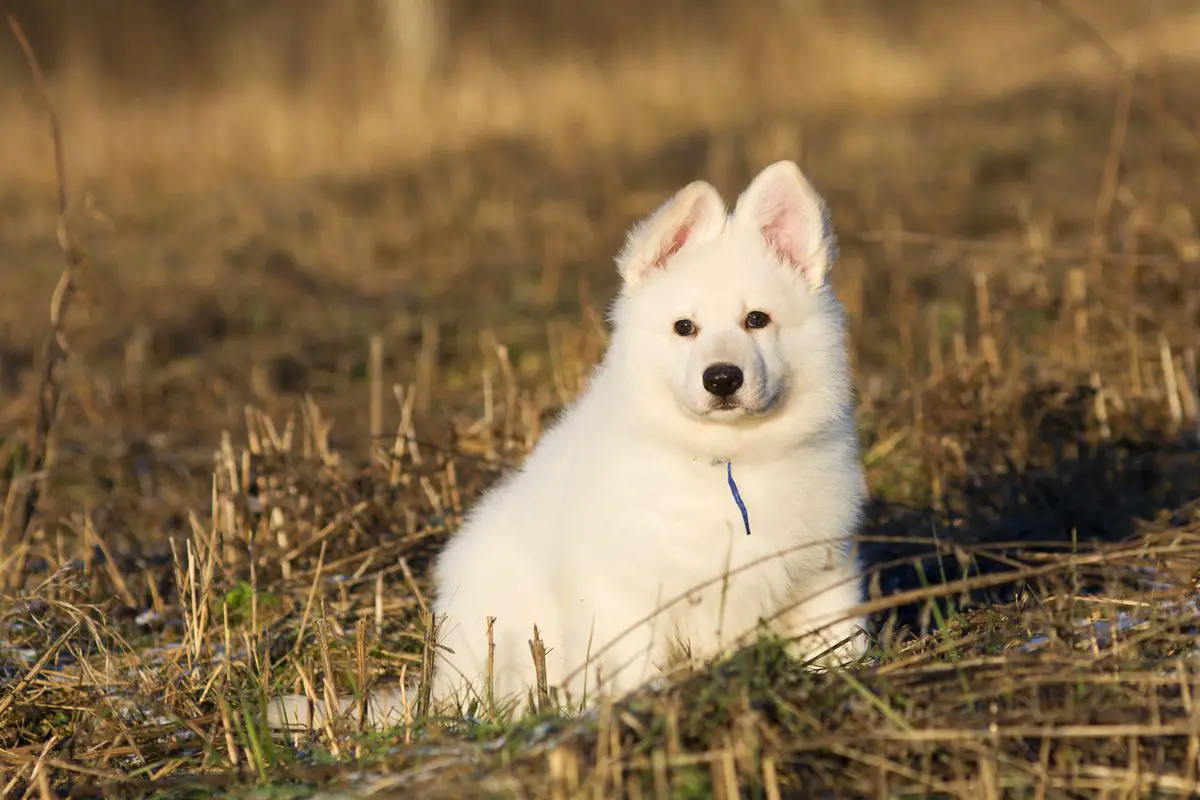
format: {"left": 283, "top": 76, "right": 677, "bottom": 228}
{"left": 733, "top": 161, "right": 836, "bottom": 290}
{"left": 617, "top": 180, "right": 726, "bottom": 287}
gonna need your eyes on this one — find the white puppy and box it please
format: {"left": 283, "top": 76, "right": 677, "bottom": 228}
{"left": 432, "top": 161, "right": 868, "bottom": 716}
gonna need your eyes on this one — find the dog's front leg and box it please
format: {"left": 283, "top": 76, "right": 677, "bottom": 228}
{"left": 779, "top": 561, "right": 870, "bottom": 668}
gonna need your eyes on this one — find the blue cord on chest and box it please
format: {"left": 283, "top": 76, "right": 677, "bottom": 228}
{"left": 725, "top": 461, "right": 752, "bottom": 536}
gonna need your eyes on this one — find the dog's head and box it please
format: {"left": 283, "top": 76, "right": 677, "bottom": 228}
{"left": 609, "top": 161, "right": 852, "bottom": 447}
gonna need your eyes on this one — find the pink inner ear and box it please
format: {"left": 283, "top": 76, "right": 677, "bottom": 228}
{"left": 760, "top": 197, "right": 807, "bottom": 270}
{"left": 652, "top": 218, "right": 696, "bottom": 268}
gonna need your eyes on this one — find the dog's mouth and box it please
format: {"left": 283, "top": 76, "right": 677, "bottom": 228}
{"left": 710, "top": 398, "right": 745, "bottom": 413}
{"left": 696, "top": 386, "right": 785, "bottom": 419}
{"left": 700, "top": 397, "right": 763, "bottom": 419}
{"left": 703, "top": 407, "right": 751, "bottom": 423}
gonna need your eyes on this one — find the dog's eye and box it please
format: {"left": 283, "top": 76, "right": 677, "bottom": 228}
{"left": 673, "top": 319, "right": 697, "bottom": 337}
{"left": 744, "top": 311, "right": 771, "bottom": 329}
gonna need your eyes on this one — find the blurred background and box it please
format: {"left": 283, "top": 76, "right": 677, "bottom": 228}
{"left": 2, "top": 1, "right": 1198, "bottom": 186}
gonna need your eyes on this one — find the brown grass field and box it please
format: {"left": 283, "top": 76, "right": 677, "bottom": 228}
{"left": 3, "top": 1, "right": 1200, "bottom": 797}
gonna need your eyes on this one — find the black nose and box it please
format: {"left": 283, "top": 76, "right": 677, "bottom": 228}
{"left": 702, "top": 364, "right": 744, "bottom": 398}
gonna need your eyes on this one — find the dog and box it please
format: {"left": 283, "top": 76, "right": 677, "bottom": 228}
{"left": 430, "top": 161, "right": 869, "bottom": 716}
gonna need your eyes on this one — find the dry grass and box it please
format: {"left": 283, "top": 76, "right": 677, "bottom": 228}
{"left": 2, "top": 2, "right": 1200, "bottom": 798}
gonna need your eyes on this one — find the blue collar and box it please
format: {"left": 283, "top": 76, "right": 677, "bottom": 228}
{"left": 724, "top": 461, "right": 751, "bottom": 536}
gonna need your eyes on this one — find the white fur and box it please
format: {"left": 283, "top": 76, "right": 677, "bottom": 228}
{"left": 431, "top": 161, "right": 868, "bottom": 716}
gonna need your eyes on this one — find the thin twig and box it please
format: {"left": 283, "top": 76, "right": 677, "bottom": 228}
{"left": 0, "top": 16, "right": 87, "bottom": 564}
{"left": 1036, "top": 0, "right": 1128, "bottom": 72}
{"left": 1087, "top": 66, "right": 1137, "bottom": 282}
